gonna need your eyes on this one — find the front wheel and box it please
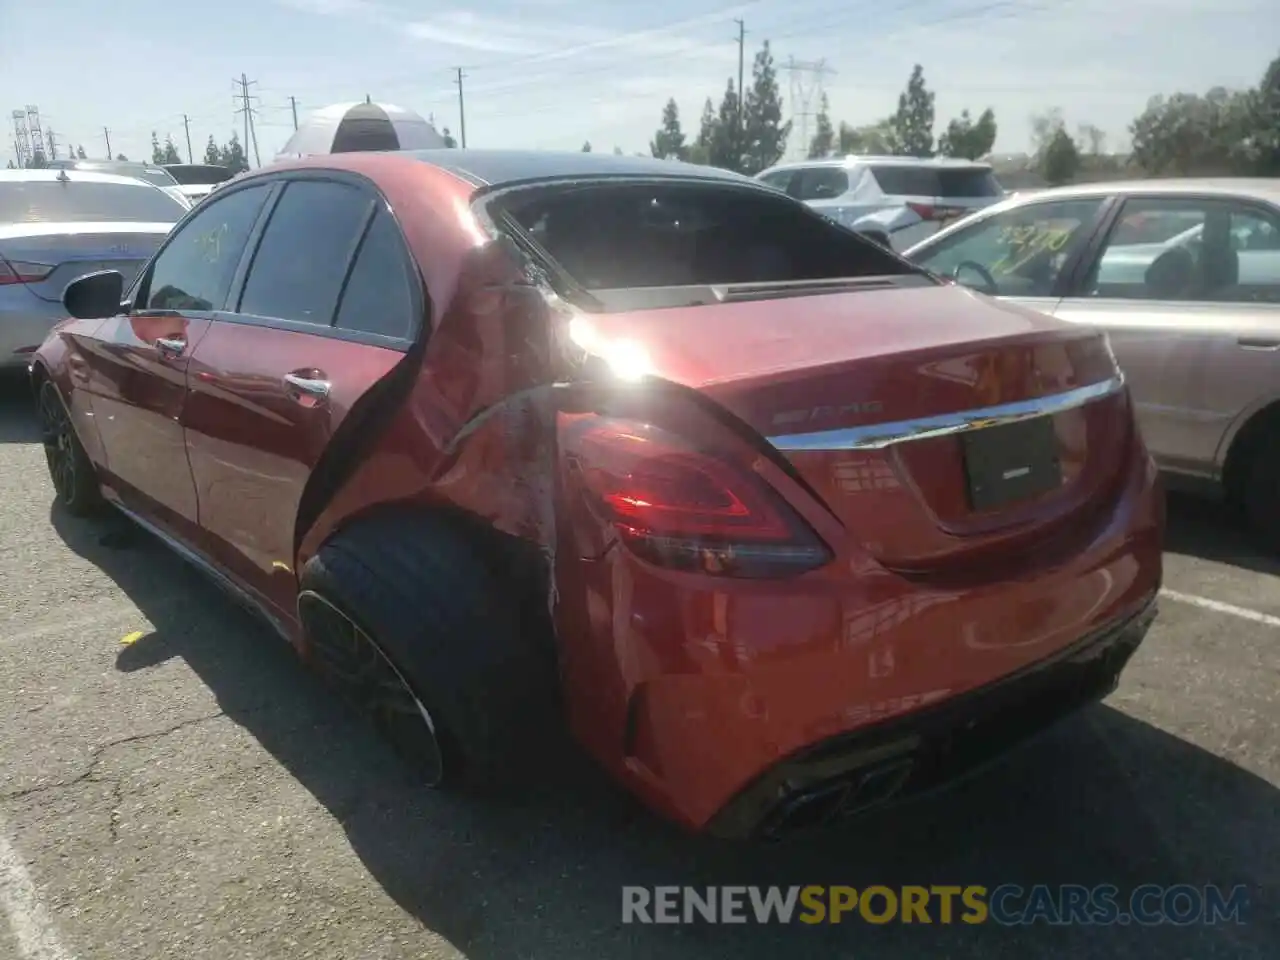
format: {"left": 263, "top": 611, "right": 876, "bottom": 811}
{"left": 38, "top": 381, "right": 104, "bottom": 516}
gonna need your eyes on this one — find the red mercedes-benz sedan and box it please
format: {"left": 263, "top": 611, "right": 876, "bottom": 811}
{"left": 32, "top": 149, "right": 1163, "bottom": 839}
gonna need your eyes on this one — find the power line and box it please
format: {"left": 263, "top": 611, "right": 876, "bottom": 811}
{"left": 234, "top": 73, "right": 261, "bottom": 167}
{"left": 454, "top": 68, "right": 468, "bottom": 148}
{"left": 783, "top": 56, "right": 836, "bottom": 159}
{"left": 734, "top": 18, "right": 746, "bottom": 134}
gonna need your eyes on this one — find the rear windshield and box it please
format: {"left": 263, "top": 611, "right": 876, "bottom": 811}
{"left": 490, "top": 180, "right": 918, "bottom": 303}
{"left": 165, "top": 165, "right": 233, "bottom": 186}
{"left": 870, "top": 165, "right": 1002, "bottom": 198}
{"left": 0, "top": 181, "right": 187, "bottom": 223}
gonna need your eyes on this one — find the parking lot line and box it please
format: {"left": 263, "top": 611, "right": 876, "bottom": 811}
{"left": 1160, "top": 588, "right": 1280, "bottom": 628}
{"left": 0, "top": 820, "right": 74, "bottom": 960}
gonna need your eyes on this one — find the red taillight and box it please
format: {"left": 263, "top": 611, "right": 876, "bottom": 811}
{"left": 906, "top": 201, "right": 935, "bottom": 221}
{"left": 565, "top": 417, "right": 831, "bottom": 578}
{"left": 905, "top": 202, "right": 966, "bottom": 223}
{"left": 0, "top": 258, "right": 53, "bottom": 286}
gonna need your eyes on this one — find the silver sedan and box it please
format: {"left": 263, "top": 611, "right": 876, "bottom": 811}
{"left": 1, "top": 168, "right": 187, "bottom": 369}
{"left": 903, "top": 178, "right": 1280, "bottom": 548}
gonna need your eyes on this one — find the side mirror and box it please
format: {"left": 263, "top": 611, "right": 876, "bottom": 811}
{"left": 63, "top": 270, "right": 125, "bottom": 320}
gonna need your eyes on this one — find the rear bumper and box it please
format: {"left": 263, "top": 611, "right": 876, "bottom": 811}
{"left": 705, "top": 596, "right": 1156, "bottom": 839}
{"left": 558, "top": 420, "right": 1163, "bottom": 837}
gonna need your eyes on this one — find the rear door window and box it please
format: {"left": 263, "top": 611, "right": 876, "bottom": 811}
{"left": 141, "top": 184, "right": 272, "bottom": 312}
{"left": 870, "top": 165, "right": 1002, "bottom": 199}
{"left": 0, "top": 180, "right": 187, "bottom": 223}
{"left": 237, "top": 179, "right": 373, "bottom": 326}
{"left": 333, "top": 208, "right": 419, "bottom": 340}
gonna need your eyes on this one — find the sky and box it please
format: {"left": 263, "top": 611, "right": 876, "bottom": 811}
{"left": 2, "top": 0, "right": 1276, "bottom": 168}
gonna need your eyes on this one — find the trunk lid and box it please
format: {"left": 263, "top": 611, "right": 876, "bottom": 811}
{"left": 0, "top": 221, "right": 171, "bottom": 303}
{"left": 573, "top": 284, "right": 1128, "bottom": 571}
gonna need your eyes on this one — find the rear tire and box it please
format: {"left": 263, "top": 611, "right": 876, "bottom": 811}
{"left": 297, "top": 512, "right": 563, "bottom": 791}
{"left": 38, "top": 381, "right": 104, "bottom": 517}
{"left": 1241, "top": 438, "right": 1280, "bottom": 553}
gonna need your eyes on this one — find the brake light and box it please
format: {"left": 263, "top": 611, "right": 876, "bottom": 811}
{"left": 565, "top": 417, "right": 831, "bottom": 578}
{"left": 0, "top": 258, "right": 53, "bottom": 286}
{"left": 906, "top": 203, "right": 965, "bottom": 223}
{"left": 906, "top": 202, "right": 935, "bottom": 221}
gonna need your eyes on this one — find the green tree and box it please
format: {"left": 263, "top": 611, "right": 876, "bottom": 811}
{"left": 218, "top": 133, "right": 248, "bottom": 173}
{"left": 150, "top": 132, "right": 163, "bottom": 164}
{"left": 890, "top": 64, "right": 935, "bottom": 157}
{"left": 162, "top": 135, "right": 181, "bottom": 164}
{"left": 1040, "top": 126, "right": 1081, "bottom": 185}
{"left": 5, "top": 160, "right": 13, "bottom": 168}
{"left": 581, "top": 140, "right": 592, "bottom": 152}
{"left": 742, "top": 41, "right": 791, "bottom": 173}
{"left": 27, "top": 152, "right": 48, "bottom": 169}
{"left": 685, "top": 97, "right": 717, "bottom": 165}
{"left": 808, "top": 92, "right": 835, "bottom": 158}
{"left": 838, "top": 119, "right": 895, "bottom": 154}
{"left": 709, "top": 78, "right": 744, "bottom": 171}
{"left": 114, "top": 153, "right": 128, "bottom": 161}
{"left": 650, "top": 97, "right": 688, "bottom": 160}
{"left": 203, "top": 136, "right": 221, "bottom": 165}
{"left": 937, "top": 108, "right": 997, "bottom": 159}
{"left": 441, "top": 127, "right": 458, "bottom": 148}
{"left": 1129, "top": 88, "right": 1258, "bottom": 176}
{"left": 613, "top": 145, "right": 623, "bottom": 155}
{"left": 76, "top": 145, "right": 88, "bottom": 159}
{"left": 1256, "top": 52, "right": 1280, "bottom": 174}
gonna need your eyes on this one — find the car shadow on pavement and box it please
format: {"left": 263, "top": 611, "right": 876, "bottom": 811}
{"left": 50, "top": 503, "right": 1278, "bottom": 960}
{"left": 1165, "top": 491, "right": 1280, "bottom": 578}
{"left": 0, "top": 372, "right": 41, "bottom": 443}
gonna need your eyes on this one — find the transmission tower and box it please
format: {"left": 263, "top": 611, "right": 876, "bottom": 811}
{"left": 25, "top": 105, "right": 46, "bottom": 165}
{"left": 12, "top": 110, "right": 31, "bottom": 167}
{"left": 783, "top": 58, "right": 836, "bottom": 160}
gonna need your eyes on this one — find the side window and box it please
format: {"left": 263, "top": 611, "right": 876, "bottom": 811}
{"left": 912, "top": 198, "right": 1104, "bottom": 297}
{"left": 1087, "top": 197, "right": 1280, "bottom": 304}
{"left": 142, "top": 184, "right": 270, "bottom": 312}
{"left": 333, "top": 209, "right": 418, "bottom": 340}
{"left": 791, "top": 167, "right": 849, "bottom": 201}
{"left": 238, "top": 179, "right": 372, "bottom": 325}
{"left": 759, "top": 170, "right": 795, "bottom": 192}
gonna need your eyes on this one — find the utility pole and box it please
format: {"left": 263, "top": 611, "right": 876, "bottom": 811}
{"left": 454, "top": 68, "right": 467, "bottom": 148}
{"left": 289, "top": 96, "right": 299, "bottom": 131}
{"left": 182, "top": 114, "right": 193, "bottom": 162}
{"left": 234, "top": 73, "right": 262, "bottom": 167}
{"left": 734, "top": 18, "right": 746, "bottom": 135}
{"left": 103, "top": 126, "right": 112, "bottom": 158}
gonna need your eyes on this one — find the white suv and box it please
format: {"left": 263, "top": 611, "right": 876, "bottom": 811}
{"left": 756, "top": 155, "right": 1004, "bottom": 251}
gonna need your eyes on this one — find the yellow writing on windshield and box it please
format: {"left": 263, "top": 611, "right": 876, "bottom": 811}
{"left": 991, "top": 221, "right": 1076, "bottom": 276}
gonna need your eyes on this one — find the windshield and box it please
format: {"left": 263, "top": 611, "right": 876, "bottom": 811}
{"left": 492, "top": 180, "right": 919, "bottom": 302}
{"left": 165, "top": 164, "right": 234, "bottom": 186}
{"left": 0, "top": 180, "right": 187, "bottom": 223}
{"left": 869, "top": 165, "right": 1002, "bottom": 198}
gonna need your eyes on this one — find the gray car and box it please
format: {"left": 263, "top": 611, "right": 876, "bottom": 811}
{"left": 1, "top": 168, "right": 187, "bottom": 369}
{"left": 902, "top": 177, "right": 1280, "bottom": 545}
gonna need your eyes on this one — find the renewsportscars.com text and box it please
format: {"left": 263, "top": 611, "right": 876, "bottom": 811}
{"left": 621, "top": 884, "right": 1249, "bottom": 926}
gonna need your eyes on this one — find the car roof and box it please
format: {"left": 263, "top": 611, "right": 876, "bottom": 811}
{"left": 759, "top": 155, "right": 994, "bottom": 176}
{"left": 0, "top": 168, "right": 166, "bottom": 187}
{"left": 986, "top": 177, "right": 1280, "bottom": 207}
{"left": 395, "top": 148, "right": 761, "bottom": 189}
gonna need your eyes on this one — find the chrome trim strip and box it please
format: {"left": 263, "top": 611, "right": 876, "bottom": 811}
{"left": 767, "top": 374, "right": 1125, "bottom": 452}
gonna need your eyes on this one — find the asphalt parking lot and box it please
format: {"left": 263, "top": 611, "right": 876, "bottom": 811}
{"left": 1, "top": 374, "right": 1276, "bottom": 960}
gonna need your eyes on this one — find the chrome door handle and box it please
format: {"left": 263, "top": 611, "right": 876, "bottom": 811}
{"left": 155, "top": 337, "right": 186, "bottom": 357}
{"left": 283, "top": 373, "right": 331, "bottom": 399}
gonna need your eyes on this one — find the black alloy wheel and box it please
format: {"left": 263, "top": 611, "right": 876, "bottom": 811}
{"left": 298, "top": 590, "right": 446, "bottom": 787}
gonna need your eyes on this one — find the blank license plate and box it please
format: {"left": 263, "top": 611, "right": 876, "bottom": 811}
{"left": 961, "top": 417, "right": 1062, "bottom": 511}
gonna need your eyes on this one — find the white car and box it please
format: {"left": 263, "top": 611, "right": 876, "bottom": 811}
{"left": 162, "top": 163, "right": 235, "bottom": 205}
{"left": 756, "top": 155, "right": 1004, "bottom": 251}
{"left": 47, "top": 159, "right": 191, "bottom": 210}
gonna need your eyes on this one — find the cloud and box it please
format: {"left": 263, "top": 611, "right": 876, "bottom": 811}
{"left": 403, "top": 13, "right": 549, "bottom": 54}
{"left": 274, "top": 0, "right": 375, "bottom": 14}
